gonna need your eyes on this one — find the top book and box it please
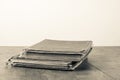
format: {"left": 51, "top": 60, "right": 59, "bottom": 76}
{"left": 26, "top": 39, "right": 92, "bottom": 54}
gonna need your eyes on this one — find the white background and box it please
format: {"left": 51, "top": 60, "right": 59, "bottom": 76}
{"left": 0, "top": 0, "right": 120, "bottom": 46}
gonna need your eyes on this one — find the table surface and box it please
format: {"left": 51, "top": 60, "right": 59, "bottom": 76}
{"left": 0, "top": 46, "right": 120, "bottom": 80}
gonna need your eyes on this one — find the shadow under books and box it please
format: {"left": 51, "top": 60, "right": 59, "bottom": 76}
{"left": 75, "top": 58, "right": 91, "bottom": 71}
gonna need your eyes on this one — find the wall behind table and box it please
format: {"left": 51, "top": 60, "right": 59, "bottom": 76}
{"left": 0, "top": 0, "right": 120, "bottom": 46}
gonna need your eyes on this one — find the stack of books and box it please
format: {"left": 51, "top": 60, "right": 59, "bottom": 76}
{"left": 7, "top": 39, "right": 93, "bottom": 70}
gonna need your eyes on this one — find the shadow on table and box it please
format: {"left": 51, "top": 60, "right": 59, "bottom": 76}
{"left": 75, "top": 58, "right": 91, "bottom": 71}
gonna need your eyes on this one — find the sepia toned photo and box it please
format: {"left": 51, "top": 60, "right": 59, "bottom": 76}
{"left": 0, "top": 0, "right": 120, "bottom": 80}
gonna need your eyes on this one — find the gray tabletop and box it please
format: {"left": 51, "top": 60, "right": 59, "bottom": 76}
{"left": 0, "top": 46, "right": 120, "bottom": 80}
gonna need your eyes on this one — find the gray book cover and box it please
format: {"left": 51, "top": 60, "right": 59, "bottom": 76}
{"left": 26, "top": 39, "right": 92, "bottom": 54}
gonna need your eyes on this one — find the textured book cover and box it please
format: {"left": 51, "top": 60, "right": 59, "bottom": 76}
{"left": 26, "top": 39, "right": 92, "bottom": 54}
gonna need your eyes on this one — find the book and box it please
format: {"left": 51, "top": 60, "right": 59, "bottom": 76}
{"left": 26, "top": 39, "right": 92, "bottom": 54}
{"left": 18, "top": 53, "right": 83, "bottom": 62}
{"left": 8, "top": 55, "right": 72, "bottom": 70}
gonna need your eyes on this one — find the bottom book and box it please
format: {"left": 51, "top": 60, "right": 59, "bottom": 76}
{"left": 7, "top": 48, "right": 92, "bottom": 70}
{"left": 7, "top": 54, "right": 88, "bottom": 71}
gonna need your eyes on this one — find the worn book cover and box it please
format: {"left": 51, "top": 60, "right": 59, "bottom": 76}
{"left": 26, "top": 39, "right": 92, "bottom": 54}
